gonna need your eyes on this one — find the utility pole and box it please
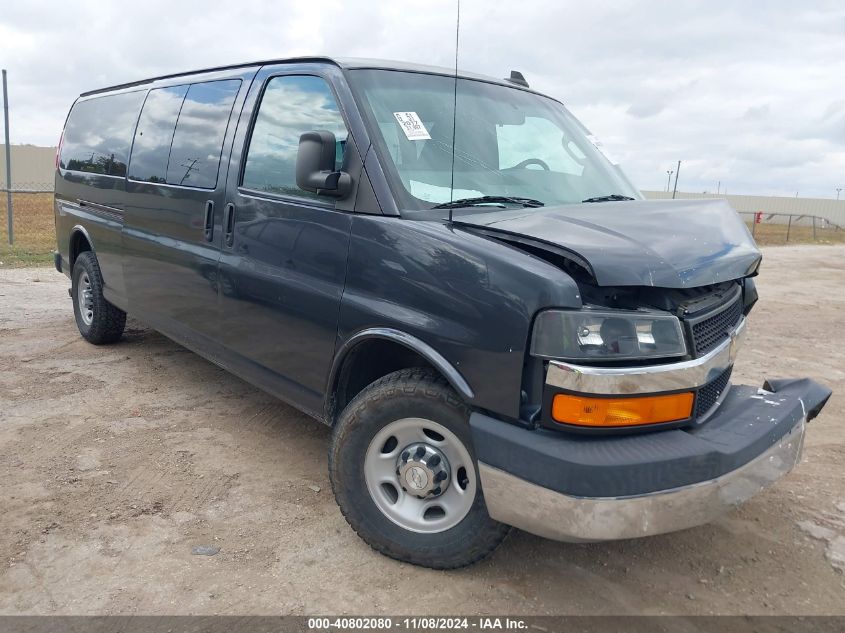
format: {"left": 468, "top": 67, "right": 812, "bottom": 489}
{"left": 179, "top": 158, "right": 200, "bottom": 185}
{"left": 2, "top": 69, "right": 12, "bottom": 245}
{"left": 665, "top": 170, "right": 673, "bottom": 192}
{"left": 671, "top": 160, "right": 681, "bottom": 199}
{"left": 837, "top": 187, "right": 842, "bottom": 201}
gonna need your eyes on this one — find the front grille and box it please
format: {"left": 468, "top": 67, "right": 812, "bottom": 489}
{"left": 694, "top": 366, "right": 732, "bottom": 419}
{"left": 690, "top": 296, "right": 743, "bottom": 356}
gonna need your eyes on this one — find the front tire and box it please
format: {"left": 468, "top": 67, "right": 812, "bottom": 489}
{"left": 329, "top": 368, "right": 510, "bottom": 569}
{"left": 71, "top": 251, "right": 126, "bottom": 345}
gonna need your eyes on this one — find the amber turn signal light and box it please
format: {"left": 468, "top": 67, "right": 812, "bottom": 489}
{"left": 552, "top": 392, "right": 694, "bottom": 428}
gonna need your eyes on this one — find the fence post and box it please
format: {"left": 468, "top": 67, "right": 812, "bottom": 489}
{"left": 671, "top": 160, "right": 681, "bottom": 199}
{"left": 786, "top": 214, "right": 792, "bottom": 242}
{"left": 812, "top": 216, "right": 816, "bottom": 241}
{"left": 2, "top": 69, "right": 12, "bottom": 245}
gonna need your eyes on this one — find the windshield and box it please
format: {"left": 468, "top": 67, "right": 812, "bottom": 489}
{"left": 348, "top": 69, "right": 641, "bottom": 213}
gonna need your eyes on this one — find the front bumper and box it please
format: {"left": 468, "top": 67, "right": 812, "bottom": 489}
{"left": 471, "top": 378, "right": 830, "bottom": 542}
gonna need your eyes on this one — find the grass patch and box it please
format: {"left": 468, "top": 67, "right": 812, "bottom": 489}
{"left": 0, "top": 193, "right": 56, "bottom": 267}
{"left": 746, "top": 221, "right": 845, "bottom": 246}
{"left": 0, "top": 244, "right": 55, "bottom": 267}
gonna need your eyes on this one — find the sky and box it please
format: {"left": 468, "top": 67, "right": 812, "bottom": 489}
{"left": 1, "top": 0, "right": 844, "bottom": 198}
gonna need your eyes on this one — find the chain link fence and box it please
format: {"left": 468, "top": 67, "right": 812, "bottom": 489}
{"left": 4, "top": 180, "right": 54, "bottom": 192}
{"left": 739, "top": 211, "right": 845, "bottom": 245}
{"left": 0, "top": 183, "right": 55, "bottom": 266}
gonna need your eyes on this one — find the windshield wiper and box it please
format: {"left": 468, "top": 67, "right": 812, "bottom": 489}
{"left": 432, "top": 195, "right": 545, "bottom": 210}
{"left": 581, "top": 194, "right": 636, "bottom": 203}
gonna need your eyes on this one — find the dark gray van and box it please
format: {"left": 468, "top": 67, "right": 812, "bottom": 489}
{"left": 54, "top": 57, "right": 831, "bottom": 568}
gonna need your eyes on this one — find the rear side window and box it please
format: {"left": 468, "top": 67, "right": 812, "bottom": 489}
{"left": 128, "top": 85, "right": 189, "bottom": 183}
{"left": 241, "top": 75, "right": 347, "bottom": 200}
{"left": 166, "top": 80, "right": 241, "bottom": 188}
{"left": 60, "top": 91, "right": 145, "bottom": 176}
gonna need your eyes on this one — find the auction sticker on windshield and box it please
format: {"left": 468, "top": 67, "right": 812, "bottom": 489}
{"left": 393, "top": 112, "right": 432, "bottom": 140}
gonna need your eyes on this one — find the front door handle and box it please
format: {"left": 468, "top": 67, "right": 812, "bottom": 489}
{"left": 223, "top": 203, "right": 235, "bottom": 248}
{"left": 203, "top": 200, "right": 214, "bottom": 242}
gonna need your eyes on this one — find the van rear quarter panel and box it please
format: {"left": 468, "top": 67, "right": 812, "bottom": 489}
{"left": 54, "top": 87, "right": 148, "bottom": 304}
{"left": 55, "top": 172, "right": 132, "bottom": 304}
{"left": 339, "top": 216, "right": 582, "bottom": 421}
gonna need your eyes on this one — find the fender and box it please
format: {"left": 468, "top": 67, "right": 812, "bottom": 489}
{"left": 69, "top": 223, "right": 95, "bottom": 264}
{"left": 326, "top": 327, "right": 475, "bottom": 417}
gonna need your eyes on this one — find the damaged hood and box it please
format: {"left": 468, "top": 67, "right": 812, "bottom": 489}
{"left": 454, "top": 198, "right": 761, "bottom": 287}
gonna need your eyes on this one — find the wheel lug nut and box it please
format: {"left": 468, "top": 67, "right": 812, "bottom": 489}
{"left": 394, "top": 442, "right": 451, "bottom": 499}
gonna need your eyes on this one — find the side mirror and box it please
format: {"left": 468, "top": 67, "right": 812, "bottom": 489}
{"left": 295, "top": 130, "right": 352, "bottom": 198}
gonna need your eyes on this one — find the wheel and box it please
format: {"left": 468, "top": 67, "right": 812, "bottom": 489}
{"left": 329, "top": 368, "right": 511, "bottom": 569}
{"left": 71, "top": 251, "right": 126, "bottom": 344}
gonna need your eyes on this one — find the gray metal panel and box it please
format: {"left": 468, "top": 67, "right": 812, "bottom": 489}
{"left": 0, "top": 144, "right": 56, "bottom": 189}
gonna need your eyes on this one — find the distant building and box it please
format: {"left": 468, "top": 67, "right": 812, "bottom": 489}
{"left": 0, "top": 144, "right": 56, "bottom": 190}
{"left": 643, "top": 190, "right": 845, "bottom": 228}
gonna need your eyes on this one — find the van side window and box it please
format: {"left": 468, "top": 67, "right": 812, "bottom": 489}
{"left": 165, "top": 80, "right": 241, "bottom": 189}
{"left": 60, "top": 91, "right": 145, "bottom": 177}
{"left": 128, "top": 85, "right": 189, "bottom": 183}
{"left": 242, "top": 75, "right": 347, "bottom": 200}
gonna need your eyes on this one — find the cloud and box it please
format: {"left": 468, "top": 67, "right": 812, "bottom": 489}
{"left": 627, "top": 101, "right": 665, "bottom": 119}
{"left": 1, "top": 0, "right": 844, "bottom": 197}
{"left": 742, "top": 105, "right": 771, "bottom": 121}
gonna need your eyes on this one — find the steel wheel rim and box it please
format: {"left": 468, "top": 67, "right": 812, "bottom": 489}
{"left": 78, "top": 272, "right": 94, "bottom": 325}
{"left": 364, "top": 417, "right": 476, "bottom": 534}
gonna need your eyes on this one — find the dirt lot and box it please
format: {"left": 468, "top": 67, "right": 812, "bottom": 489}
{"left": 0, "top": 245, "right": 843, "bottom": 615}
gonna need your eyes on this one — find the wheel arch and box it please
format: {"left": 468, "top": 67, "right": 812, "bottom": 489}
{"left": 326, "top": 328, "right": 474, "bottom": 424}
{"left": 69, "top": 225, "right": 94, "bottom": 270}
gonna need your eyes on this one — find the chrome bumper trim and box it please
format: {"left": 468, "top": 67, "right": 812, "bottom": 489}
{"left": 546, "top": 317, "right": 746, "bottom": 395}
{"left": 478, "top": 417, "right": 803, "bottom": 543}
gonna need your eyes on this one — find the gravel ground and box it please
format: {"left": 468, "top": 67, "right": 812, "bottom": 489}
{"left": 0, "top": 244, "right": 843, "bottom": 615}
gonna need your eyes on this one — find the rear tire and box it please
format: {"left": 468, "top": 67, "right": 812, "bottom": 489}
{"left": 71, "top": 251, "right": 126, "bottom": 345}
{"left": 329, "top": 368, "right": 511, "bottom": 569}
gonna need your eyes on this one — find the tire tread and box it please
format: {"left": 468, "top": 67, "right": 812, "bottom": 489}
{"left": 72, "top": 251, "right": 126, "bottom": 345}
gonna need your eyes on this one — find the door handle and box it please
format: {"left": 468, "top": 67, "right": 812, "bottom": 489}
{"left": 223, "top": 203, "right": 235, "bottom": 247}
{"left": 203, "top": 200, "right": 214, "bottom": 242}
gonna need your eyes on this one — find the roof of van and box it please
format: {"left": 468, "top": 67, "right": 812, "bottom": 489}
{"left": 78, "top": 56, "right": 534, "bottom": 97}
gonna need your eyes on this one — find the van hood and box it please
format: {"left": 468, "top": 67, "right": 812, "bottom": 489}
{"left": 453, "top": 198, "right": 761, "bottom": 288}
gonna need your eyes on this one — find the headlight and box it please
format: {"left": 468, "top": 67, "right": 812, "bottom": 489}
{"left": 530, "top": 309, "right": 687, "bottom": 361}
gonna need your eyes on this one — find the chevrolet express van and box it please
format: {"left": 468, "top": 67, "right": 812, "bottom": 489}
{"left": 54, "top": 57, "right": 831, "bottom": 568}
